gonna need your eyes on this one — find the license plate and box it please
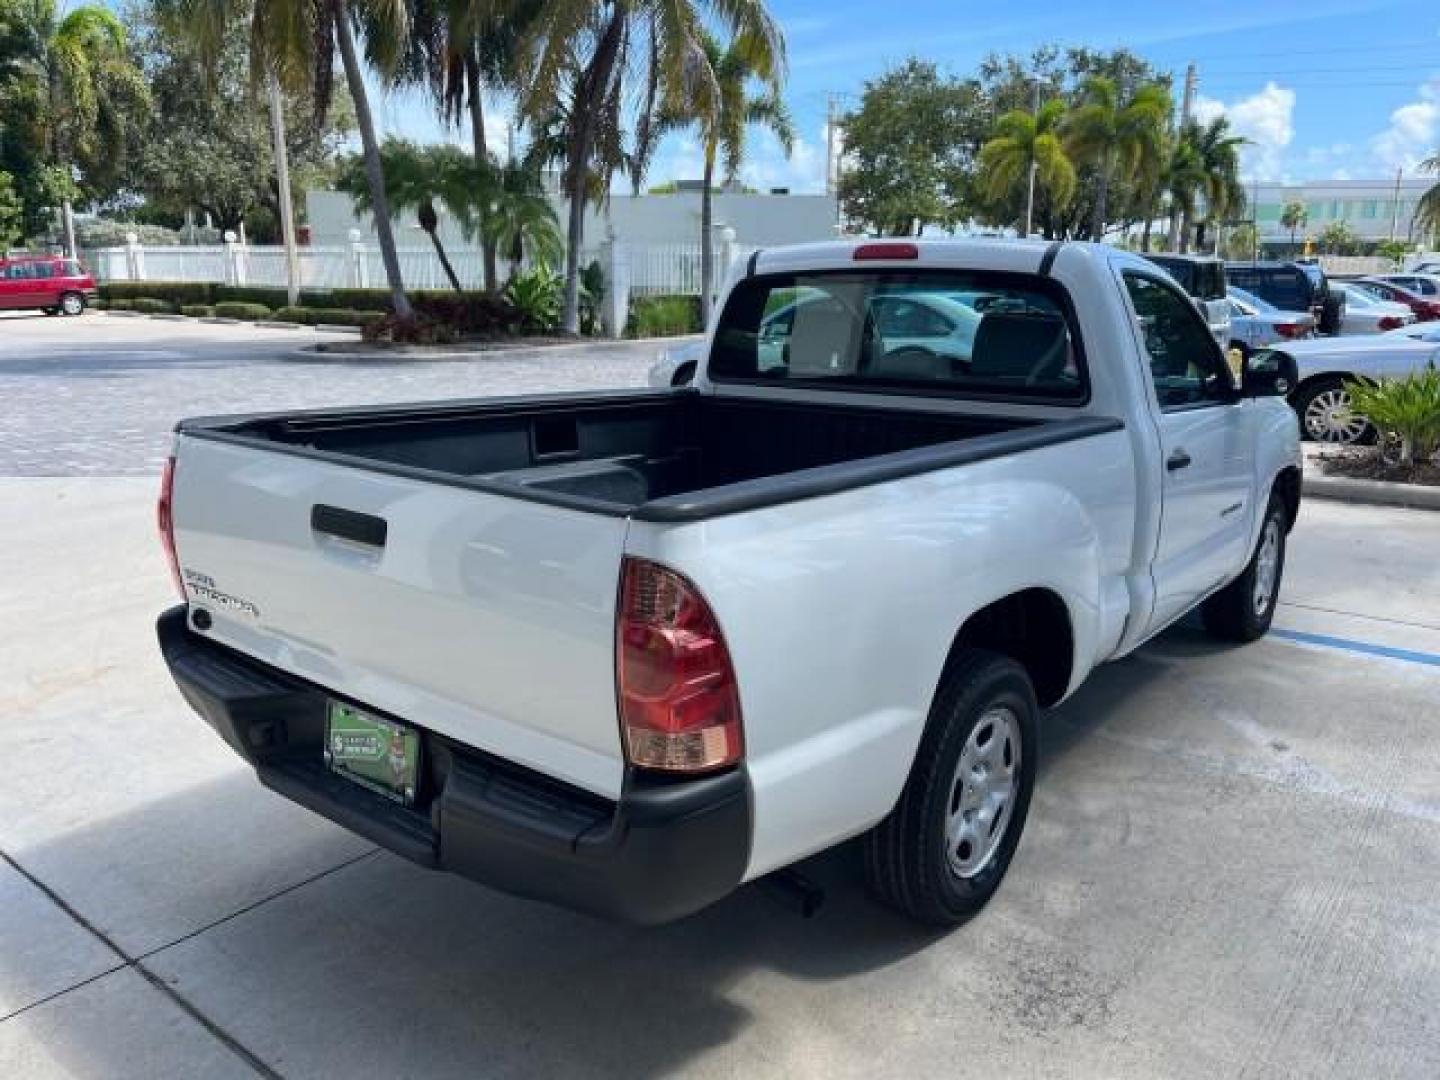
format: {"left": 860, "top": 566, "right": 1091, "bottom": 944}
{"left": 325, "top": 701, "right": 420, "bottom": 806}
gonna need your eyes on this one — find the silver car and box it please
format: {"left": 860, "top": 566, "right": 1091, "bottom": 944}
{"left": 1334, "top": 284, "right": 1415, "bottom": 335}
{"left": 1226, "top": 287, "right": 1314, "bottom": 355}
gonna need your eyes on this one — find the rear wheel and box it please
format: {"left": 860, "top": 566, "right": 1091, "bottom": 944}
{"left": 863, "top": 649, "right": 1038, "bottom": 926}
{"left": 1201, "top": 493, "right": 1287, "bottom": 642}
{"left": 1292, "top": 376, "right": 1372, "bottom": 444}
{"left": 59, "top": 292, "right": 85, "bottom": 316}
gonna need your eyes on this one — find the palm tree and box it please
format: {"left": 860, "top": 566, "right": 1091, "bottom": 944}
{"left": 1281, "top": 200, "right": 1307, "bottom": 256}
{"left": 481, "top": 161, "right": 563, "bottom": 283}
{"left": 647, "top": 32, "right": 791, "bottom": 326}
{"left": 1163, "top": 125, "right": 1205, "bottom": 253}
{"left": 338, "top": 140, "right": 479, "bottom": 293}
{"left": 26, "top": 2, "right": 147, "bottom": 256}
{"left": 977, "top": 98, "right": 1075, "bottom": 236}
{"left": 178, "top": 0, "right": 414, "bottom": 316}
{"left": 515, "top": 0, "right": 785, "bottom": 335}
{"left": 1187, "top": 116, "right": 1245, "bottom": 253}
{"left": 1063, "top": 76, "right": 1168, "bottom": 242}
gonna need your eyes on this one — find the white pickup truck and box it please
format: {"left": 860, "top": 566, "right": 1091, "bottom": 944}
{"left": 157, "top": 240, "right": 1302, "bottom": 927}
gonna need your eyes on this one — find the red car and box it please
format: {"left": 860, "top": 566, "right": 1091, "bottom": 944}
{"left": 1352, "top": 277, "right": 1440, "bottom": 322}
{"left": 0, "top": 255, "right": 97, "bottom": 316}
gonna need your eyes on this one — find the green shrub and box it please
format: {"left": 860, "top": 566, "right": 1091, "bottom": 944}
{"left": 212, "top": 301, "right": 273, "bottom": 321}
{"left": 627, "top": 294, "right": 701, "bottom": 338}
{"left": 311, "top": 308, "right": 386, "bottom": 328}
{"left": 90, "top": 298, "right": 108, "bottom": 311}
{"left": 108, "top": 299, "right": 133, "bottom": 311}
{"left": 130, "top": 297, "right": 178, "bottom": 314}
{"left": 411, "top": 293, "right": 521, "bottom": 335}
{"left": 361, "top": 312, "right": 460, "bottom": 345}
{"left": 1346, "top": 367, "right": 1440, "bottom": 466}
{"left": 327, "top": 288, "right": 396, "bottom": 312}
{"left": 270, "top": 305, "right": 316, "bottom": 324}
{"left": 504, "top": 269, "right": 562, "bottom": 333}
{"left": 180, "top": 304, "right": 215, "bottom": 318}
{"left": 99, "top": 281, "right": 214, "bottom": 305}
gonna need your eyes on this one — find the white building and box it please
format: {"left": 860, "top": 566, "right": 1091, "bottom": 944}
{"left": 1249, "top": 177, "right": 1435, "bottom": 252}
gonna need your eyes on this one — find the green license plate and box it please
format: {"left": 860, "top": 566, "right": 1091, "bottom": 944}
{"left": 325, "top": 701, "right": 420, "bottom": 806}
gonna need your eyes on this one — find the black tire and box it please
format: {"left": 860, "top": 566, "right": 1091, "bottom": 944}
{"left": 1291, "top": 375, "right": 1374, "bottom": 445}
{"left": 59, "top": 292, "right": 85, "bottom": 317}
{"left": 863, "top": 649, "right": 1038, "bottom": 926}
{"left": 1201, "top": 493, "right": 1288, "bottom": 643}
{"left": 42, "top": 307, "right": 59, "bottom": 316}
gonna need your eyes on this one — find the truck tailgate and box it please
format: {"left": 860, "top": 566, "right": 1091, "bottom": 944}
{"left": 170, "top": 435, "right": 629, "bottom": 799}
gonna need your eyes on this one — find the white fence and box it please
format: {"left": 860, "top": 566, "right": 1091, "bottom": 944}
{"left": 86, "top": 239, "right": 751, "bottom": 297}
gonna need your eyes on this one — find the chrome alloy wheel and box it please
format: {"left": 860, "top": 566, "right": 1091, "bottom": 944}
{"left": 945, "top": 706, "right": 1021, "bottom": 878}
{"left": 1303, "top": 387, "right": 1368, "bottom": 444}
{"left": 1253, "top": 517, "right": 1281, "bottom": 616}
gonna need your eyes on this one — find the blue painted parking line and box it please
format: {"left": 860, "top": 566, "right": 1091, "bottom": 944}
{"left": 1271, "top": 628, "right": 1440, "bottom": 669}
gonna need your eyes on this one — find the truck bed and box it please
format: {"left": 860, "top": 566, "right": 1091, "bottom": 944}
{"left": 181, "top": 391, "right": 1118, "bottom": 522}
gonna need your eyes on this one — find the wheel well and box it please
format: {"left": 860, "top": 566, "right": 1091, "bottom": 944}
{"left": 945, "top": 589, "right": 1073, "bottom": 708}
{"left": 1273, "top": 466, "right": 1302, "bottom": 531}
{"left": 1288, "top": 370, "right": 1350, "bottom": 403}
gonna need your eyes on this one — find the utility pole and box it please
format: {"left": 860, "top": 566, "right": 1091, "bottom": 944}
{"left": 1023, "top": 78, "right": 1041, "bottom": 238}
{"left": 1389, "top": 166, "right": 1403, "bottom": 244}
{"left": 267, "top": 73, "right": 301, "bottom": 307}
{"left": 1180, "top": 63, "right": 1197, "bottom": 124}
{"left": 1170, "top": 62, "right": 1197, "bottom": 253}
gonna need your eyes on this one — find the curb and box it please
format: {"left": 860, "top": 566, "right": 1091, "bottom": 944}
{"left": 1304, "top": 473, "right": 1440, "bottom": 511}
{"left": 285, "top": 334, "right": 701, "bottom": 364}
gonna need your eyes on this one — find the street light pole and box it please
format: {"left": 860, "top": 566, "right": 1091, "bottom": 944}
{"left": 267, "top": 73, "right": 301, "bottom": 307}
{"left": 1023, "top": 78, "right": 1040, "bottom": 238}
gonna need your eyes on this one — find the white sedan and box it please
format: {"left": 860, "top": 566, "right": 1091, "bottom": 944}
{"left": 1262, "top": 334, "right": 1440, "bottom": 443}
{"left": 1335, "top": 284, "right": 1416, "bottom": 335}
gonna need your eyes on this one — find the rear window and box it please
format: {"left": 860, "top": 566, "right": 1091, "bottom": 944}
{"left": 1145, "top": 257, "right": 1226, "bottom": 301}
{"left": 709, "top": 270, "right": 1085, "bottom": 402}
{"left": 1228, "top": 268, "right": 1310, "bottom": 311}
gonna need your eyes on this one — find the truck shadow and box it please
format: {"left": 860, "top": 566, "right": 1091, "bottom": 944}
{"left": 17, "top": 622, "right": 1236, "bottom": 1080}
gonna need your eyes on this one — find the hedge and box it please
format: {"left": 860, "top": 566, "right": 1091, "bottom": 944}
{"left": 99, "top": 281, "right": 213, "bottom": 305}
{"left": 213, "top": 301, "right": 273, "bottom": 320}
{"left": 131, "top": 297, "right": 178, "bottom": 314}
{"left": 180, "top": 304, "right": 215, "bottom": 318}
{"left": 628, "top": 294, "right": 701, "bottom": 338}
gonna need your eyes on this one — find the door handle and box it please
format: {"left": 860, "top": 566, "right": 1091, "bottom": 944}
{"left": 1166, "top": 449, "right": 1193, "bottom": 472}
{"left": 311, "top": 504, "right": 388, "bottom": 548}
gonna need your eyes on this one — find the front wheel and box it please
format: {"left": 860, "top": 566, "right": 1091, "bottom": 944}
{"left": 863, "top": 649, "right": 1038, "bottom": 926}
{"left": 1292, "top": 376, "right": 1373, "bottom": 444}
{"left": 59, "top": 292, "right": 85, "bottom": 317}
{"left": 1201, "top": 494, "right": 1288, "bottom": 642}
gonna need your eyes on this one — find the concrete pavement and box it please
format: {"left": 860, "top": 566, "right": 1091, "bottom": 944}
{"left": 2, "top": 315, "right": 1438, "bottom": 1078}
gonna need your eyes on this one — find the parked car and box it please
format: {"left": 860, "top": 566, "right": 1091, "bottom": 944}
{"left": 1226, "top": 287, "right": 1315, "bottom": 355}
{"left": 0, "top": 255, "right": 96, "bottom": 315}
{"left": 1384, "top": 321, "right": 1440, "bottom": 342}
{"left": 157, "top": 239, "right": 1301, "bottom": 928}
{"left": 648, "top": 340, "right": 706, "bottom": 387}
{"left": 1262, "top": 334, "right": 1440, "bottom": 443}
{"left": 1141, "top": 253, "right": 1230, "bottom": 345}
{"left": 1368, "top": 272, "right": 1440, "bottom": 298}
{"left": 1333, "top": 284, "right": 1416, "bottom": 335}
{"left": 1226, "top": 261, "right": 1343, "bottom": 335}
{"left": 1350, "top": 277, "right": 1440, "bottom": 321}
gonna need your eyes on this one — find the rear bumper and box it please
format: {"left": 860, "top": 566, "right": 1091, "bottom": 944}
{"left": 156, "top": 606, "right": 752, "bottom": 924}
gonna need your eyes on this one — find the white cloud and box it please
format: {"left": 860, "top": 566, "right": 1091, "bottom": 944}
{"left": 1192, "top": 82, "right": 1295, "bottom": 182}
{"left": 1369, "top": 79, "right": 1440, "bottom": 172}
{"left": 643, "top": 123, "right": 832, "bottom": 195}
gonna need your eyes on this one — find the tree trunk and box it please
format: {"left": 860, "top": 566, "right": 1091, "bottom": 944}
{"left": 333, "top": 0, "right": 411, "bottom": 317}
{"left": 1091, "top": 164, "right": 1110, "bottom": 241}
{"left": 1141, "top": 198, "right": 1156, "bottom": 251}
{"left": 427, "top": 228, "right": 463, "bottom": 293}
{"left": 560, "top": 10, "right": 627, "bottom": 335}
{"left": 466, "top": 48, "right": 499, "bottom": 293}
{"left": 699, "top": 150, "right": 715, "bottom": 329}
{"left": 61, "top": 199, "right": 77, "bottom": 258}
{"left": 1177, "top": 206, "right": 1192, "bottom": 254}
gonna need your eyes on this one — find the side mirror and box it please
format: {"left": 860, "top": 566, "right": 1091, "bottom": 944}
{"left": 1242, "top": 349, "right": 1299, "bottom": 398}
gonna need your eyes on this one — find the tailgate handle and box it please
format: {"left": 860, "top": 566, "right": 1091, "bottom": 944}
{"left": 311, "top": 505, "right": 388, "bottom": 548}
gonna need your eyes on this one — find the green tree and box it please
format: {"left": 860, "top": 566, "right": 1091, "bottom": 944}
{"left": 0, "top": 168, "right": 21, "bottom": 247}
{"left": 1220, "top": 221, "right": 1258, "bottom": 261}
{"left": 177, "top": 0, "right": 416, "bottom": 316}
{"left": 649, "top": 31, "right": 791, "bottom": 325}
{"left": 516, "top": 0, "right": 785, "bottom": 334}
{"left": 838, "top": 59, "right": 983, "bottom": 236}
{"left": 1281, "top": 200, "right": 1307, "bottom": 255}
{"left": 977, "top": 97, "right": 1075, "bottom": 235}
{"left": 1375, "top": 239, "right": 1411, "bottom": 268}
{"left": 1185, "top": 117, "right": 1246, "bottom": 252}
{"left": 338, "top": 139, "right": 477, "bottom": 293}
{"left": 1062, "top": 75, "right": 1168, "bottom": 241}
{"left": 1318, "top": 220, "right": 1359, "bottom": 255}
{"left": 12, "top": 1, "right": 148, "bottom": 253}
{"left": 482, "top": 160, "right": 563, "bottom": 284}
{"left": 134, "top": 1, "right": 354, "bottom": 238}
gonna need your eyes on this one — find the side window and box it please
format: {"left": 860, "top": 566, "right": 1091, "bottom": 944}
{"left": 1123, "top": 273, "right": 1234, "bottom": 409}
{"left": 871, "top": 298, "right": 952, "bottom": 338}
{"left": 34, "top": 262, "right": 55, "bottom": 279}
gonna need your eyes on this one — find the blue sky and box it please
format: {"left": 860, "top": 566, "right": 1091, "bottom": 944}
{"left": 368, "top": 0, "right": 1440, "bottom": 194}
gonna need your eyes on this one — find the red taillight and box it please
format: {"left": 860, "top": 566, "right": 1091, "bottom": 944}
{"left": 1275, "top": 322, "right": 1305, "bottom": 339}
{"left": 158, "top": 456, "right": 184, "bottom": 598}
{"left": 853, "top": 242, "right": 919, "bottom": 261}
{"left": 616, "top": 557, "right": 742, "bottom": 773}
{"left": 1379, "top": 316, "right": 1403, "bottom": 331}
{"left": 1422, "top": 303, "right": 1440, "bottom": 321}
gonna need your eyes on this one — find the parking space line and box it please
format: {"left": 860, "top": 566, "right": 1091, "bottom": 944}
{"left": 1271, "top": 628, "right": 1440, "bottom": 668}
